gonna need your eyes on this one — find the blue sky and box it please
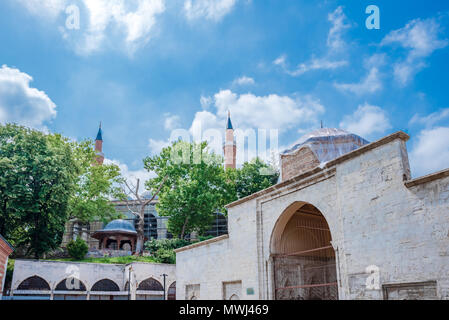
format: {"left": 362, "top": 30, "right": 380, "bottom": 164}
{"left": 1, "top": 0, "right": 449, "bottom": 181}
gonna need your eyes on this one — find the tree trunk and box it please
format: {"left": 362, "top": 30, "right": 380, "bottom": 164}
{"left": 180, "top": 217, "right": 189, "bottom": 240}
{"left": 135, "top": 208, "right": 146, "bottom": 255}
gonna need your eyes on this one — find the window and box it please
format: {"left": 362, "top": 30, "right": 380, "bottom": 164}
{"left": 91, "top": 279, "right": 120, "bottom": 292}
{"left": 383, "top": 281, "right": 438, "bottom": 300}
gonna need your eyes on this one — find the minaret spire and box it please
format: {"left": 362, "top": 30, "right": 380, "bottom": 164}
{"left": 95, "top": 122, "right": 104, "bottom": 165}
{"left": 224, "top": 111, "right": 236, "bottom": 169}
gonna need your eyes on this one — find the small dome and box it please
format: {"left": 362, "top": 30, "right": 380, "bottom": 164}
{"left": 282, "top": 128, "right": 369, "bottom": 163}
{"left": 103, "top": 219, "right": 136, "bottom": 233}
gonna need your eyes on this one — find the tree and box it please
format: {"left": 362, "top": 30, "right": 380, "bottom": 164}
{"left": 121, "top": 176, "right": 167, "bottom": 255}
{"left": 0, "top": 124, "right": 79, "bottom": 258}
{"left": 67, "top": 140, "right": 125, "bottom": 223}
{"left": 144, "top": 141, "right": 233, "bottom": 239}
{"left": 235, "top": 157, "right": 279, "bottom": 199}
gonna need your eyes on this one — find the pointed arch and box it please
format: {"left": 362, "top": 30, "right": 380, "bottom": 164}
{"left": 167, "top": 281, "right": 176, "bottom": 300}
{"left": 55, "top": 278, "right": 87, "bottom": 291}
{"left": 91, "top": 279, "right": 120, "bottom": 292}
{"left": 137, "top": 278, "right": 164, "bottom": 291}
{"left": 270, "top": 201, "right": 338, "bottom": 300}
{"left": 17, "top": 276, "right": 50, "bottom": 291}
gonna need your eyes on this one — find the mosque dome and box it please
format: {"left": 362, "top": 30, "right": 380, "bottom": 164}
{"left": 282, "top": 128, "right": 369, "bottom": 163}
{"left": 103, "top": 219, "right": 137, "bottom": 234}
{"left": 280, "top": 128, "right": 370, "bottom": 181}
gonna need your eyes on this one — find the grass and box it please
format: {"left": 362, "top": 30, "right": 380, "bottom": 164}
{"left": 48, "top": 255, "right": 158, "bottom": 265}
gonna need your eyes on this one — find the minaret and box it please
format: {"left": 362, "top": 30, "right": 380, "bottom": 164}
{"left": 223, "top": 111, "right": 236, "bottom": 169}
{"left": 95, "top": 123, "right": 104, "bottom": 165}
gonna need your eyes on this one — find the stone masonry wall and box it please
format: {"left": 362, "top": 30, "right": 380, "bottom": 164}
{"left": 176, "top": 135, "right": 449, "bottom": 300}
{"left": 281, "top": 147, "right": 320, "bottom": 182}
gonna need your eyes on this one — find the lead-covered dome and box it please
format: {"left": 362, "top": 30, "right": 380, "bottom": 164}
{"left": 280, "top": 128, "right": 369, "bottom": 181}
{"left": 103, "top": 219, "right": 137, "bottom": 234}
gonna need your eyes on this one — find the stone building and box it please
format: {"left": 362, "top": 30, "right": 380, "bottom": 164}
{"left": 175, "top": 129, "right": 449, "bottom": 300}
{"left": 10, "top": 259, "right": 176, "bottom": 300}
{"left": 0, "top": 234, "right": 14, "bottom": 297}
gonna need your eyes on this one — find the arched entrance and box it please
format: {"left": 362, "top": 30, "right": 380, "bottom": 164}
{"left": 270, "top": 202, "right": 338, "bottom": 300}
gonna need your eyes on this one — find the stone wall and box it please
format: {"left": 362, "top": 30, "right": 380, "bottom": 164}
{"left": 175, "top": 132, "right": 449, "bottom": 300}
{"left": 280, "top": 147, "right": 319, "bottom": 181}
{"left": 11, "top": 259, "right": 176, "bottom": 300}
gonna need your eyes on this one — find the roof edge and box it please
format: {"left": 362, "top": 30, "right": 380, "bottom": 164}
{"left": 174, "top": 235, "right": 229, "bottom": 253}
{"left": 226, "top": 131, "right": 410, "bottom": 209}
{"left": 0, "top": 234, "right": 14, "bottom": 251}
{"left": 405, "top": 167, "right": 449, "bottom": 188}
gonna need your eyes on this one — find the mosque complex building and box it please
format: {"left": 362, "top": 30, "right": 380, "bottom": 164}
{"left": 175, "top": 123, "right": 449, "bottom": 300}
{"left": 8, "top": 112, "right": 449, "bottom": 300}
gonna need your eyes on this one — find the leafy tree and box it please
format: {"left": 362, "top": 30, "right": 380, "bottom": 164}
{"left": 144, "top": 141, "right": 233, "bottom": 239}
{"left": 67, "top": 140, "right": 125, "bottom": 223}
{"left": 0, "top": 124, "right": 79, "bottom": 258}
{"left": 67, "top": 238, "right": 89, "bottom": 260}
{"left": 235, "top": 157, "right": 279, "bottom": 199}
{"left": 0, "top": 124, "right": 124, "bottom": 258}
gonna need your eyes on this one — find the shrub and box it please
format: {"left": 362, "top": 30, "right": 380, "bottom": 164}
{"left": 67, "top": 238, "right": 88, "bottom": 260}
{"left": 153, "top": 248, "right": 176, "bottom": 264}
{"left": 144, "top": 238, "right": 190, "bottom": 254}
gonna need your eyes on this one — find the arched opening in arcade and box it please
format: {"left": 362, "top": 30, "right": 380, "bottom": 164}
{"left": 271, "top": 202, "right": 339, "bottom": 300}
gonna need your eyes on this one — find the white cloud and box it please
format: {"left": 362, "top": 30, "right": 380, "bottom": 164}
{"left": 327, "top": 6, "right": 351, "bottom": 52}
{"left": 148, "top": 138, "right": 171, "bottom": 155}
{"left": 16, "top": 0, "right": 166, "bottom": 55}
{"left": 17, "top": 0, "right": 67, "bottom": 19}
{"left": 215, "top": 90, "right": 324, "bottom": 130}
{"left": 105, "top": 158, "right": 156, "bottom": 185}
{"left": 164, "top": 113, "right": 181, "bottom": 130}
{"left": 381, "top": 18, "right": 448, "bottom": 86}
{"left": 410, "top": 108, "right": 449, "bottom": 128}
{"left": 200, "top": 95, "right": 213, "bottom": 109}
{"left": 233, "top": 76, "right": 255, "bottom": 86}
{"left": 334, "top": 67, "right": 382, "bottom": 95}
{"left": 0, "top": 65, "right": 57, "bottom": 129}
{"left": 409, "top": 127, "right": 449, "bottom": 177}
{"left": 273, "top": 6, "right": 350, "bottom": 76}
{"left": 184, "top": 0, "right": 237, "bottom": 21}
{"left": 339, "top": 104, "right": 391, "bottom": 139}
{"left": 334, "top": 54, "right": 385, "bottom": 95}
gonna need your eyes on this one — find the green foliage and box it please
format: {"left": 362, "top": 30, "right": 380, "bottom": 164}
{"left": 67, "top": 142, "right": 125, "bottom": 223}
{"left": 153, "top": 248, "right": 176, "bottom": 264}
{"left": 0, "top": 124, "right": 125, "bottom": 258}
{"left": 66, "top": 238, "right": 89, "bottom": 260}
{"left": 3, "top": 259, "right": 14, "bottom": 295}
{"left": 145, "top": 238, "right": 191, "bottom": 254}
{"left": 235, "top": 157, "right": 279, "bottom": 199}
{"left": 144, "top": 140, "right": 234, "bottom": 239}
{"left": 0, "top": 124, "right": 79, "bottom": 258}
{"left": 50, "top": 255, "right": 157, "bottom": 264}
{"left": 144, "top": 236, "right": 215, "bottom": 264}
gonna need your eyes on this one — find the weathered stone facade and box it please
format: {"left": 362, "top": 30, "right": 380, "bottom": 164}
{"left": 280, "top": 147, "right": 320, "bottom": 182}
{"left": 175, "top": 131, "right": 449, "bottom": 300}
{"left": 10, "top": 259, "right": 176, "bottom": 300}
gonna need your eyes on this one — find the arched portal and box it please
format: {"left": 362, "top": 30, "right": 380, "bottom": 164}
{"left": 271, "top": 202, "right": 338, "bottom": 300}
